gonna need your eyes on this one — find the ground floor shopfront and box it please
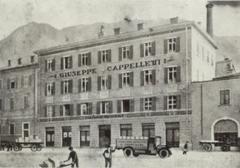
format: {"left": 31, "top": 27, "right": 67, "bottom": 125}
{"left": 38, "top": 112, "right": 192, "bottom": 148}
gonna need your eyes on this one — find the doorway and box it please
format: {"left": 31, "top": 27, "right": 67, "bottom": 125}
{"left": 62, "top": 126, "right": 72, "bottom": 147}
{"left": 80, "top": 126, "right": 90, "bottom": 147}
{"left": 99, "top": 125, "right": 111, "bottom": 148}
{"left": 166, "top": 122, "right": 180, "bottom": 147}
{"left": 46, "top": 127, "right": 55, "bottom": 147}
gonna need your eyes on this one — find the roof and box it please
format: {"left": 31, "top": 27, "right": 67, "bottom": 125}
{"left": 0, "top": 63, "right": 38, "bottom": 72}
{"left": 34, "top": 20, "right": 218, "bottom": 56}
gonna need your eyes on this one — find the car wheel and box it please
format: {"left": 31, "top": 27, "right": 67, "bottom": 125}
{"left": 202, "top": 144, "right": 212, "bottom": 152}
{"left": 123, "top": 148, "right": 133, "bottom": 157}
{"left": 158, "top": 149, "right": 169, "bottom": 158}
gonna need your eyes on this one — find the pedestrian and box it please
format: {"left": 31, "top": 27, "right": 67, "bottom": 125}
{"left": 183, "top": 141, "right": 189, "bottom": 155}
{"left": 102, "top": 145, "right": 115, "bottom": 168}
{"left": 64, "top": 146, "right": 79, "bottom": 168}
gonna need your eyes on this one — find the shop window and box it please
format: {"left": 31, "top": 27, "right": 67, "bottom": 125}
{"left": 120, "top": 124, "right": 132, "bottom": 136}
{"left": 142, "top": 123, "right": 155, "bottom": 137}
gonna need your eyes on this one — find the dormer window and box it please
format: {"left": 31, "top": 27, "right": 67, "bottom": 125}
{"left": 18, "top": 58, "right": 22, "bottom": 65}
{"left": 8, "top": 60, "right": 11, "bottom": 67}
{"left": 31, "top": 56, "right": 35, "bottom": 63}
{"left": 114, "top": 28, "right": 120, "bottom": 35}
{"left": 137, "top": 23, "right": 143, "bottom": 30}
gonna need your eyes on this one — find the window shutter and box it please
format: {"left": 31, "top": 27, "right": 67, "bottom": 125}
{"left": 45, "top": 83, "right": 48, "bottom": 96}
{"left": 98, "top": 51, "right": 101, "bottom": 64}
{"left": 7, "top": 79, "right": 10, "bottom": 89}
{"left": 97, "top": 76, "right": 101, "bottom": 91}
{"left": 108, "top": 75, "right": 112, "bottom": 90}
{"left": 152, "top": 97, "right": 156, "bottom": 111}
{"left": 88, "top": 103, "right": 93, "bottom": 115}
{"left": 61, "top": 81, "right": 64, "bottom": 94}
{"left": 130, "top": 72, "right": 134, "bottom": 87}
{"left": 52, "top": 59, "right": 55, "bottom": 71}
{"left": 129, "top": 45, "right": 133, "bottom": 59}
{"left": 164, "top": 39, "right": 168, "bottom": 54}
{"left": 28, "top": 75, "right": 32, "bottom": 86}
{"left": 96, "top": 102, "right": 100, "bottom": 114}
{"left": 21, "top": 76, "right": 24, "bottom": 88}
{"left": 109, "top": 101, "right": 113, "bottom": 113}
{"left": 119, "top": 74, "right": 122, "bottom": 88}
{"left": 69, "top": 80, "right": 73, "bottom": 93}
{"left": 77, "top": 104, "right": 81, "bottom": 115}
{"left": 119, "top": 48, "right": 122, "bottom": 61}
{"left": 52, "top": 106, "right": 55, "bottom": 117}
{"left": 152, "top": 70, "right": 156, "bottom": 85}
{"left": 45, "top": 60, "right": 48, "bottom": 72}
{"left": 15, "top": 77, "right": 18, "bottom": 89}
{"left": 140, "top": 44, "right": 144, "bottom": 57}
{"left": 107, "top": 50, "right": 111, "bottom": 62}
{"left": 140, "top": 71, "right": 144, "bottom": 86}
{"left": 45, "top": 106, "right": 47, "bottom": 117}
{"left": 176, "top": 95, "right": 181, "bottom": 109}
{"left": 176, "top": 66, "right": 181, "bottom": 82}
{"left": 88, "top": 77, "right": 91, "bottom": 91}
{"left": 2, "top": 99, "right": 4, "bottom": 111}
{"left": 70, "top": 104, "right": 74, "bottom": 116}
{"left": 164, "top": 96, "right": 168, "bottom": 110}
{"left": 60, "top": 57, "right": 64, "bottom": 70}
{"left": 140, "top": 98, "right": 144, "bottom": 111}
{"left": 130, "top": 99, "right": 135, "bottom": 112}
{"left": 69, "top": 56, "right": 73, "bottom": 68}
{"left": 60, "top": 105, "right": 63, "bottom": 116}
{"left": 78, "top": 54, "right": 81, "bottom": 67}
{"left": 117, "top": 100, "right": 121, "bottom": 113}
{"left": 88, "top": 52, "right": 91, "bottom": 65}
{"left": 78, "top": 79, "right": 81, "bottom": 93}
{"left": 164, "top": 68, "right": 168, "bottom": 84}
{"left": 176, "top": 37, "right": 180, "bottom": 52}
{"left": 220, "top": 90, "right": 223, "bottom": 105}
{"left": 151, "top": 41, "right": 156, "bottom": 56}
{"left": 52, "top": 82, "right": 55, "bottom": 95}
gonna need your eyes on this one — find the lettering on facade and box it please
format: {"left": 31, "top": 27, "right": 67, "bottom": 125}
{"left": 55, "top": 68, "right": 97, "bottom": 78}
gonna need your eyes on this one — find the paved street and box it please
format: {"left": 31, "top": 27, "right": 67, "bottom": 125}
{"left": 0, "top": 148, "right": 239, "bottom": 168}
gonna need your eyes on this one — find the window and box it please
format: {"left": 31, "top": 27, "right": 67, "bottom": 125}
{"left": 141, "top": 70, "right": 156, "bottom": 85}
{"left": 98, "top": 75, "right": 111, "bottom": 91}
{"left": 120, "top": 124, "right": 132, "bottom": 136}
{"left": 60, "top": 104, "right": 74, "bottom": 116}
{"left": 168, "top": 38, "right": 176, "bottom": 52}
{"left": 18, "top": 58, "right": 22, "bottom": 65}
{"left": 8, "top": 79, "right": 17, "bottom": 89}
{"left": 31, "top": 56, "right": 35, "bottom": 63}
{"left": 61, "top": 80, "right": 73, "bottom": 94}
{"left": 119, "top": 46, "right": 133, "bottom": 60}
{"left": 0, "top": 99, "right": 3, "bottom": 111}
{"left": 9, "top": 98, "right": 14, "bottom": 110}
{"left": 79, "top": 77, "right": 91, "bottom": 92}
{"left": 164, "top": 95, "right": 181, "bottom": 110}
{"left": 119, "top": 72, "right": 133, "bottom": 88}
{"left": 220, "top": 90, "right": 230, "bottom": 105}
{"left": 0, "top": 80, "right": 2, "bottom": 89}
{"left": 46, "top": 105, "right": 55, "bottom": 118}
{"left": 97, "top": 101, "right": 112, "bottom": 114}
{"left": 9, "top": 124, "right": 15, "bottom": 135}
{"left": 98, "top": 50, "right": 111, "bottom": 64}
{"left": 164, "top": 66, "right": 181, "bottom": 83}
{"left": 78, "top": 52, "right": 91, "bottom": 66}
{"left": 114, "top": 28, "right": 120, "bottom": 35}
{"left": 137, "top": 23, "right": 143, "bottom": 30}
{"left": 77, "top": 103, "right": 92, "bottom": 116}
{"left": 46, "top": 82, "right": 55, "bottom": 96}
{"left": 117, "top": 99, "right": 134, "bottom": 113}
{"left": 141, "top": 42, "right": 155, "bottom": 57}
{"left": 46, "top": 59, "right": 55, "bottom": 72}
{"left": 142, "top": 97, "right": 156, "bottom": 111}
{"left": 61, "top": 56, "right": 72, "bottom": 70}
{"left": 142, "top": 123, "right": 155, "bottom": 137}
{"left": 22, "top": 123, "right": 30, "bottom": 138}
{"left": 168, "top": 96, "right": 177, "bottom": 110}
{"left": 8, "top": 60, "right": 11, "bottom": 67}
{"left": 24, "top": 96, "right": 29, "bottom": 109}
{"left": 164, "top": 37, "right": 180, "bottom": 54}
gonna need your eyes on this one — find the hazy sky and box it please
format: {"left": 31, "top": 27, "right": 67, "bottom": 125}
{"left": 0, "top": 0, "right": 239, "bottom": 40}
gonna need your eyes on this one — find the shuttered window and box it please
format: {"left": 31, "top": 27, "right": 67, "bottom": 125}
{"left": 141, "top": 69, "right": 156, "bottom": 86}
{"left": 77, "top": 103, "right": 92, "bottom": 116}
{"left": 220, "top": 90, "right": 230, "bottom": 105}
{"left": 164, "top": 95, "right": 181, "bottom": 110}
{"left": 78, "top": 77, "right": 91, "bottom": 93}
{"left": 78, "top": 52, "right": 91, "bottom": 66}
{"left": 97, "top": 101, "right": 112, "bottom": 114}
{"left": 61, "top": 80, "right": 73, "bottom": 94}
{"left": 118, "top": 99, "right": 134, "bottom": 113}
{"left": 164, "top": 37, "right": 180, "bottom": 54}
{"left": 119, "top": 72, "right": 133, "bottom": 88}
{"left": 98, "top": 49, "right": 111, "bottom": 64}
{"left": 46, "top": 82, "right": 55, "bottom": 96}
{"left": 98, "top": 75, "right": 111, "bottom": 91}
{"left": 140, "top": 41, "right": 156, "bottom": 57}
{"left": 61, "top": 56, "right": 72, "bottom": 70}
{"left": 9, "top": 98, "right": 14, "bottom": 110}
{"left": 141, "top": 97, "right": 156, "bottom": 111}
{"left": 164, "top": 66, "right": 181, "bottom": 84}
{"left": 119, "top": 46, "right": 133, "bottom": 61}
{"left": 45, "top": 105, "right": 55, "bottom": 118}
{"left": 45, "top": 59, "right": 55, "bottom": 72}
{"left": 60, "top": 104, "right": 74, "bottom": 116}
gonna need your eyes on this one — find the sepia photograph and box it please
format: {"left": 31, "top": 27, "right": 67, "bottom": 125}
{"left": 0, "top": 0, "right": 239, "bottom": 167}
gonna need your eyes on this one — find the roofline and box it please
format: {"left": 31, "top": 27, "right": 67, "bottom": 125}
{"left": 192, "top": 73, "right": 240, "bottom": 84}
{"left": 0, "top": 63, "right": 39, "bottom": 72}
{"left": 34, "top": 21, "right": 217, "bottom": 56}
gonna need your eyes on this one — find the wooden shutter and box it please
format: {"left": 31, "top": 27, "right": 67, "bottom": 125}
{"left": 21, "top": 76, "right": 24, "bottom": 88}
{"left": 129, "top": 45, "right": 133, "bottom": 59}
{"left": 164, "top": 39, "right": 168, "bottom": 54}
{"left": 61, "top": 81, "right": 64, "bottom": 94}
{"left": 140, "top": 44, "right": 144, "bottom": 57}
{"left": 77, "top": 104, "right": 81, "bottom": 115}
{"left": 152, "top": 97, "right": 156, "bottom": 111}
{"left": 60, "top": 105, "right": 63, "bottom": 116}
{"left": 88, "top": 52, "right": 91, "bottom": 65}
{"left": 117, "top": 100, "right": 121, "bottom": 113}
{"left": 130, "top": 72, "right": 134, "bottom": 87}
{"left": 69, "top": 80, "right": 73, "bottom": 93}
{"left": 176, "top": 66, "right": 181, "bottom": 82}
{"left": 140, "top": 98, "right": 144, "bottom": 111}
{"left": 15, "top": 77, "right": 18, "bottom": 89}
{"left": 164, "top": 96, "right": 168, "bottom": 110}
{"left": 107, "top": 50, "right": 111, "bottom": 62}
{"left": 109, "top": 101, "right": 113, "bottom": 113}
{"left": 52, "top": 106, "right": 55, "bottom": 117}
{"left": 70, "top": 104, "right": 74, "bottom": 116}
{"left": 88, "top": 103, "right": 92, "bottom": 115}
{"left": 52, "top": 59, "right": 55, "bottom": 71}
{"left": 96, "top": 102, "right": 100, "bottom": 114}
{"left": 28, "top": 75, "right": 32, "bottom": 86}
{"left": 88, "top": 77, "right": 91, "bottom": 91}
{"left": 45, "top": 106, "right": 47, "bottom": 117}
{"left": 140, "top": 71, "right": 144, "bottom": 86}
{"left": 7, "top": 79, "right": 10, "bottom": 89}
{"left": 151, "top": 41, "right": 156, "bottom": 56}
{"left": 97, "top": 76, "right": 101, "bottom": 91}
{"left": 52, "top": 82, "right": 55, "bottom": 95}
{"left": 45, "top": 60, "right": 48, "bottom": 72}
{"left": 69, "top": 56, "right": 73, "bottom": 68}
{"left": 164, "top": 68, "right": 168, "bottom": 84}
{"left": 45, "top": 83, "right": 48, "bottom": 96}
{"left": 60, "top": 57, "right": 64, "bottom": 70}
{"left": 108, "top": 75, "right": 112, "bottom": 89}
{"left": 119, "top": 74, "right": 122, "bottom": 88}
{"left": 119, "top": 48, "right": 122, "bottom": 61}
{"left": 78, "top": 54, "right": 81, "bottom": 67}
{"left": 176, "top": 95, "right": 181, "bottom": 109}
{"left": 152, "top": 70, "right": 156, "bottom": 85}
{"left": 176, "top": 37, "right": 180, "bottom": 52}
{"left": 130, "top": 99, "right": 135, "bottom": 112}
{"left": 98, "top": 51, "right": 101, "bottom": 64}
{"left": 78, "top": 79, "right": 81, "bottom": 93}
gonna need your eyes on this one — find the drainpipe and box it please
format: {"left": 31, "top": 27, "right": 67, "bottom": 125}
{"left": 33, "top": 67, "right": 38, "bottom": 137}
{"left": 200, "top": 84, "right": 203, "bottom": 137}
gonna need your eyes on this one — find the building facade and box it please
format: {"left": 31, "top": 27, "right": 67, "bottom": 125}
{"left": 35, "top": 19, "right": 217, "bottom": 148}
{"left": 192, "top": 74, "right": 240, "bottom": 150}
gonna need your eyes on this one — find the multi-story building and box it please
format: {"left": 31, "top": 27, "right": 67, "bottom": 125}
{"left": 0, "top": 55, "right": 38, "bottom": 140}
{"left": 192, "top": 74, "right": 240, "bottom": 150}
{"left": 34, "top": 18, "right": 217, "bottom": 148}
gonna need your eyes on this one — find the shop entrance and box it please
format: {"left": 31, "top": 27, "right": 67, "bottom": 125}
{"left": 62, "top": 126, "right": 72, "bottom": 147}
{"left": 166, "top": 122, "right": 180, "bottom": 147}
{"left": 99, "top": 125, "right": 111, "bottom": 148}
{"left": 80, "top": 126, "right": 90, "bottom": 147}
{"left": 46, "top": 127, "right": 55, "bottom": 147}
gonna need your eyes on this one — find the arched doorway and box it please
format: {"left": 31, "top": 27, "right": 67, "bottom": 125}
{"left": 214, "top": 119, "right": 238, "bottom": 146}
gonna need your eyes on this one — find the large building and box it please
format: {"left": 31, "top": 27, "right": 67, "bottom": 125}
{"left": 34, "top": 18, "right": 217, "bottom": 148}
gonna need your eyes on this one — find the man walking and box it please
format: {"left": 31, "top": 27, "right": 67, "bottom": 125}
{"left": 64, "top": 146, "right": 79, "bottom": 168}
{"left": 183, "top": 141, "right": 189, "bottom": 155}
{"left": 102, "top": 145, "right": 115, "bottom": 168}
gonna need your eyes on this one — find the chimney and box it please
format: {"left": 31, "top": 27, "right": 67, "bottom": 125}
{"left": 170, "top": 17, "right": 179, "bottom": 24}
{"left": 114, "top": 27, "right": 120, "bottom": 35}
{"left": 206, "top": 3, "right": 213, "bottom": 37}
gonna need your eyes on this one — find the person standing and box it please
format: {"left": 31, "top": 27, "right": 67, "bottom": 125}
{"left": 64, "top": 146, "right": 79, "bottom": 168}
{"left": 183, "top": 141, "right": 189, "bottom": 155}
{"left": 102, "top": 145, "right": 115, "bottom": 168}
